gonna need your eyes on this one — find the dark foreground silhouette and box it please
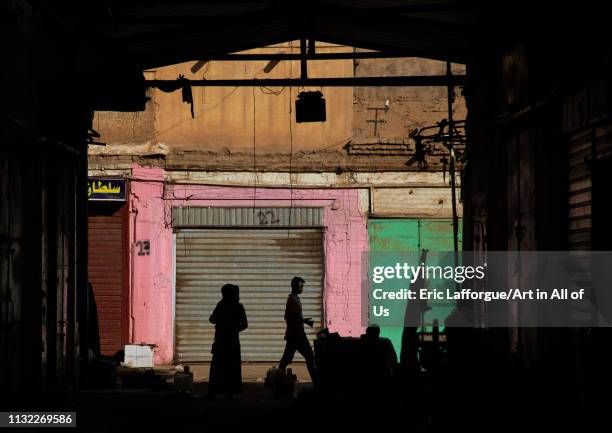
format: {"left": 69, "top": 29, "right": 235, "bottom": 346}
{"left": 207, "top": 283, "right": 248, "bottom": 399}
{"left": 279, "top": 277, "right": 317, "bottom": 383}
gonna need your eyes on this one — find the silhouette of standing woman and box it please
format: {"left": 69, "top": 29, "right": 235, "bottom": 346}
{"left": 207, "top": 284, "right": 248, "bottom": 400}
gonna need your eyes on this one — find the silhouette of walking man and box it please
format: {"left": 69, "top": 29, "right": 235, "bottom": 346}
{"left": 207, "top": 283, "right": 248, "bottom": 400}
{"left": 278, "top": 277, "right": 317, "bottom": 383}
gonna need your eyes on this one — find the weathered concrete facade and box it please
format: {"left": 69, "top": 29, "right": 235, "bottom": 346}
{"left": 90, "top": 43, "right": 466, "bottom": 173}
{"left": 89, "top": 44, "right": 464, "bottom": 364}
{"left": 128, "top": 165, "right": 369, "bottom": 364}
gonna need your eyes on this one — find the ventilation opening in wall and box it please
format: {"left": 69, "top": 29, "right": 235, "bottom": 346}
{"left": 295, "top": 91, "right": 326, "bottom": 123}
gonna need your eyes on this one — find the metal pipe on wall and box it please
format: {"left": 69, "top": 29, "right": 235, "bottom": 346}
{"left": 146, "top": 75, "right": 466, "bottom": 88}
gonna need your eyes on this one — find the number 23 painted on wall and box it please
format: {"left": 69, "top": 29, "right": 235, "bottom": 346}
{"left": 135, "top": 240, "right": 151, "bottom": 256}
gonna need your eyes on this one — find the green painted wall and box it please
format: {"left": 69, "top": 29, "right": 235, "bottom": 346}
{"left": 368, "top": 218, "right": 463, "bottom": 359}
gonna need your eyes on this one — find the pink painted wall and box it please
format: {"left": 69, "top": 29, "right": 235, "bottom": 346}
{"left": 128, "top": 165, "right": 368, "bottom": 365}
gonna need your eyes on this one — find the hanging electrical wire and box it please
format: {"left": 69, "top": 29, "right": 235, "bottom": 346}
{"left": 259, "top": 86, "right": 285, "bottom": 95}
{"left": 252, "top": 86, "right": 257, "bottom": 215}
{"left": 288, "top": 40, "right": 294, "bottom": 235}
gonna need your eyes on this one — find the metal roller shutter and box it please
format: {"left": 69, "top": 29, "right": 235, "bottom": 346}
{"left": 567, "top": 130, "right": 592, "bottom": 250}
{"left": 175, "top": 227, "right": 323, "bottom": 362}
{"left": 88, "top": 203, "right": 127, "bottom": 355}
